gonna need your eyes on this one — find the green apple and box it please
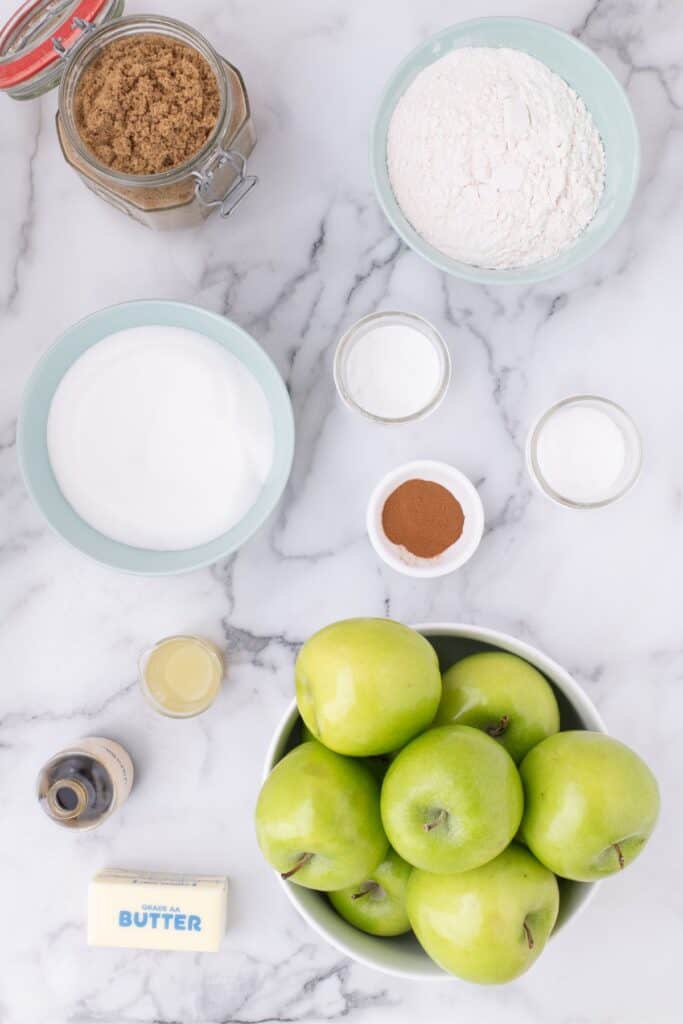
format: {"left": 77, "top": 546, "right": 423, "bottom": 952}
{"left": 299, "top": 719, "right": 316, "bottom": 743}
{"left": 407, "top": 844, "right": 559, "bottom": 984}
{"left": 255, "top": 741, "right": 388, "bottom": 890}
{"left": 364, "top": 753, "right": 394, "bottom": 782}
{"left": 381, "top": 725, "right": 523, "bottom": 873}
{"left": 298, "top": 717, "right": 390, "bottom": 781}
{"left": 329, "top": 849, "right": 412, "bottom": 936}
{"left": 296, "top": 618, "right": 441, "bottom": 756}
{"left": 520, "top": 731, "right": 660, "bottom": 881}
{"left": 435, "top": 652, "right": 560, "bottom": 762}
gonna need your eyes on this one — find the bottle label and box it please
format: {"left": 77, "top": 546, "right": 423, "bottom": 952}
{"left": 77, "top": 737, "right": 134, "bottom": 809}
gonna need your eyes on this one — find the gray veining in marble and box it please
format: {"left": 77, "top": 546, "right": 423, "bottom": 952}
{"left": 0, "top": 0, "right": 681, "bottom": 1021}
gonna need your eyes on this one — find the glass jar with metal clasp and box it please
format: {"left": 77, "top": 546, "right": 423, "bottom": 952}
{"left": 0, "top": 3, "right": 258, "bottom": 229}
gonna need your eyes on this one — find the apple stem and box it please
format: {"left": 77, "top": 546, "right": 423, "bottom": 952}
{"left": 523, "top": 921, "right": 534, "bottom": 950}
{"left": 423, "top": 809, "right": 448, "bottom": 832}
{"left": 613, "top": 842, "right": 625, "bottom": 869}
{"left": 486, "top": 715, "right": 510, "bottom": 738}
{"left": 352, "top": 882, "right": 380, "bottom": 901}
{"left": 281, "top": 852, "right": 313, "bottom": 880}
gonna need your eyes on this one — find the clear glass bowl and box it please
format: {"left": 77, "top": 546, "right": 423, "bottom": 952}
{"left": 333, "top": 311, "right": 451, "bottom": 424}
{"left": 526, "top": 395, "right": 642, "bottom": 509}
{"left": 139, "top": 635, "right": 224, "bottom": 719}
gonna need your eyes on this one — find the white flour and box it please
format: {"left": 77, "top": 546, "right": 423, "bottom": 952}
{"left": 387, "top": 47, "right": 605, "bottom": 269}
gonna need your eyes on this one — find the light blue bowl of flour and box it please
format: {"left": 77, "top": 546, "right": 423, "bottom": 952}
{"left": 371, "top": 17, "right": 640, "bottom": 285}
{"left": 18, "top": 301, "right": 295, "bottom": 575}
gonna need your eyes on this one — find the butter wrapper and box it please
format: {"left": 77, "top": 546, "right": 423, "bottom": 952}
{"left": 88, "top": 869, "right": 228, "bottom": 953}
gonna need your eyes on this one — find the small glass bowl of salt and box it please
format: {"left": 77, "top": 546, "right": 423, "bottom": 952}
{"left": 333, "top": 311, "right": 451, "bottom": 423}
{"left": 526, "top": 395, "right": 642, "bottom": 509}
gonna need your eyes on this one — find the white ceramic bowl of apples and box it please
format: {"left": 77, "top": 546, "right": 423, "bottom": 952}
{"left": 258, "top": 621, "right": 660, "bottom": 983}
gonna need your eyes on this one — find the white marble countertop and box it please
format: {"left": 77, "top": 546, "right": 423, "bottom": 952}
{"left": 0, "top": 0, "right": 680, "bottom": 1021}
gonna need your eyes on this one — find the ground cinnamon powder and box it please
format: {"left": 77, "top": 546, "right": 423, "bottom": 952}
{"left": 382, "top": 479, "right": 465, "bottom": 558}
{"left": 74, "top": 34, "right": 220, "bottom": 175}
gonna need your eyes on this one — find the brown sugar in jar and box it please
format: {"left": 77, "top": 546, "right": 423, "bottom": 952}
{"left": 73, "top": 34, "right": 220, "bottom": 176}
{"left": 54, "top": 15, "right": 257, "bottom": 229}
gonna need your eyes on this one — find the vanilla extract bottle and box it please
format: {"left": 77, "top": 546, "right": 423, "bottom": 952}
{"left": 37, "top": 738, "right": 134, "bottom": 831}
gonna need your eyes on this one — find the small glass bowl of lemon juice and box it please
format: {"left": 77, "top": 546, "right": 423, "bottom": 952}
{"left": 140, "top": 636, "right": 224, "bottom": 718}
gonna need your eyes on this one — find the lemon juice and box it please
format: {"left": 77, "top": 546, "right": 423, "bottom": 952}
{"left": 141, "top": 636, "right": 223, "bottom": 717}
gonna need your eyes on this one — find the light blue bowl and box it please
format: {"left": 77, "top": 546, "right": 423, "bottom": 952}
{"left": 371, "top": 17, "right": 640, "bottom": 286}
{"left": 18, "top": 300, "right": 295, "bottom": 575}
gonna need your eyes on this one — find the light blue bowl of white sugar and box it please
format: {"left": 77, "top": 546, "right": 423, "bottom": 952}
{"left": 18, "top": 301, "right": 295, "bottom": 575}
{"left": 371, "top": 17, "right": 640, "bottom": 285}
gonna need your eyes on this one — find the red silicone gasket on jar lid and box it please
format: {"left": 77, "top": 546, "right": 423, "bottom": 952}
{"left": 0, "top": 0, "right": 109, "bottom": 90}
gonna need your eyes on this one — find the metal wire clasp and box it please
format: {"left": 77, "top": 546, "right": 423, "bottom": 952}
{"left": 52, "top": 17, "right": 97, "bottom": 59}
{"left": 193, "top": 147, "right": 258, "bottom": 219}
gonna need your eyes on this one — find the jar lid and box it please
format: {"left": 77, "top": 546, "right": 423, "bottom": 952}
{"left": 0, "top": 0, "right": 116, "bottom": 96}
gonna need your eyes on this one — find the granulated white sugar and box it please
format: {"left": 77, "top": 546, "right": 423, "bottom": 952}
{"left": 47, "top": 326, "right": 274, "bottom": 550}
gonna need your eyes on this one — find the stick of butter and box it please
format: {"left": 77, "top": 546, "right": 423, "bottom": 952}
{"left": 88, "top": 869, "right": 229, "bottom": 953}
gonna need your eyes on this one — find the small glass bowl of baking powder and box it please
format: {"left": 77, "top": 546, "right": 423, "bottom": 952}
{"left": 526, "top": 395, "right": 642, "bottom": 509}
{"left": 334, "top": 311, "right": 451, "bottom": 424}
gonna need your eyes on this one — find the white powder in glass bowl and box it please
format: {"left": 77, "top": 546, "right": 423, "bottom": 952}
{"left": 47, "top": 326, "right": 274, "bottom": 551}
{"left": 387, "top": 47, "right": 605, "bottom": 269}
{"left": 345, "top": 322, "right": 441, "bottom": 419}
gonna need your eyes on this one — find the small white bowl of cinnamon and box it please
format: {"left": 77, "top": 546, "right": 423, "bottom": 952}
{"left": 366, "top": 459, "right": 485, "bottom": 578}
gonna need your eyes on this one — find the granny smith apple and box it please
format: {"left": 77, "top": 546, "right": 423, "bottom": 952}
{"left": 520, "top": 731, "right": 660, "bottom": 881}
{"left": 407, "top": 844, "right": 559, "bottom": 984}
{"left": 296, "top": 618, "right": 441, "bottom": 756}
{"left": 364, "top": 753, "right": 394, "bottom": 782}
{"left": 435, "top": 652, "right": 560, "bottom": 762}
{"left": 329, "top": 849, "right": 412, "bottom": 936}
{"left": 298, "top": 717, "right": 390, "bottom": 780}
{"left": 299, "top": 719, "right": 316, "bottom": 743}
{"left": 255, "top": 741, "right": 388, "bottom": 890}
{"left": 381, "top": 724, "right": 523, "bottom": 873}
